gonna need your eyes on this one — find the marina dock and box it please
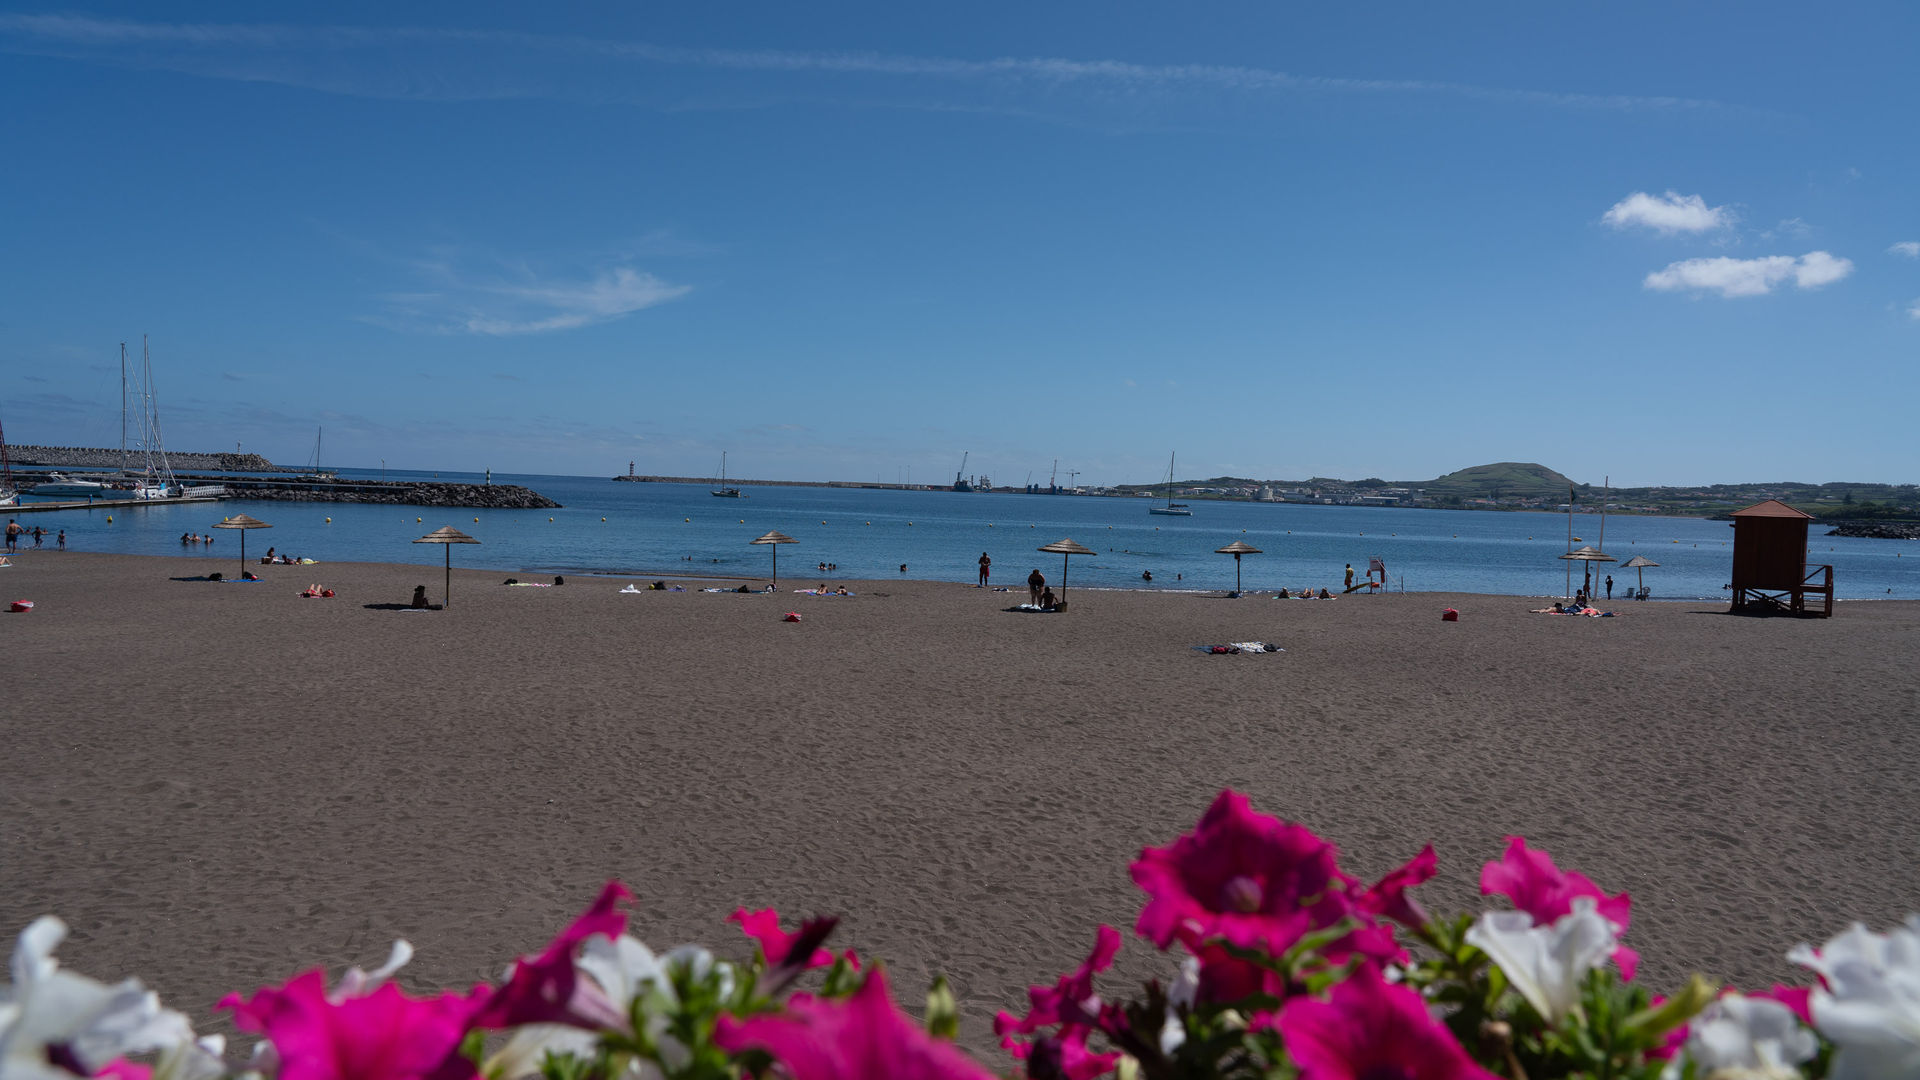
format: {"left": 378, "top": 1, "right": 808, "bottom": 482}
{"left": 2, "top": 495, "right": 226, "bottom": 515}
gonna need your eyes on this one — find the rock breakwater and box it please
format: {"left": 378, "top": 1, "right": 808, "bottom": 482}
{"left": 236, "top": 481, "right": 560, "bottom": 509}
{"left": 1826, "top": 521, "right": 1920, "bottom": 540}
{"left": 9, "top": 444, "right": 276, "bottom": 471}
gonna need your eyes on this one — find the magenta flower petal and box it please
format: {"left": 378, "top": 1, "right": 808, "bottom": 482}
{"left": 221, "top": 970, "right": 484, "bottom": 1080}
{"left": 92, "top": 1060, "right": 153, "bottom": 1080}
{"left": 1276, "top": 964, "right": 1502, "bottom": 1080}
{"left": 997, "top": 925, "right": 1122, "bottom": 1041}
{"left": 1480, "top": 837, "right": 1631, "bottom": 931}
{"left": 1030, "top": 1028, "right": 1122, "bottom": 1080}
{"left": 1131, "top": 790, "right": 1357, "bottom": 955}
{"left": 1750, "top": 983, "right": 1814, "bottom": 1024}
{"left": 471, "top": 880, "right": 634, "bottom": 1031}
{"left": 729, "top": 907, "right": 836, "bottom": 970}
{"left": 1612, "top": 943, "right": 1641, "bottom": 982}
{"left": 1357, "top": 845, "right": 1438, "bottom": 930}
{"left": 715, "top": 967, "right": 995, "bottom": 1080}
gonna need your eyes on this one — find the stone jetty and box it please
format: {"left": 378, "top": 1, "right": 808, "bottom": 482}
{"left": 219, "top": 479, "right": 560, "bottom": 509}
{"left": 9, "top": 444, "right": 275, "bottom": 471}
{"left": 1826, "top": 521, "right": 1920, "bottom": 540}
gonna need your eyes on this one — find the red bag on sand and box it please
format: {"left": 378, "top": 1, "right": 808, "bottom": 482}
{"left": 10, "top": 600, "right": 34, "bottom": 613}
{"left": 783, "top": 612, "right": 802, "bottom": 622}
{"left": 1441, "top": 608, "right": 1459, "bottom": 622}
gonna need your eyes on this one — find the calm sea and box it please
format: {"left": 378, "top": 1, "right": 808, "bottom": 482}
{"left": 16, "top": 469, "right": 1919, "bottom": 600}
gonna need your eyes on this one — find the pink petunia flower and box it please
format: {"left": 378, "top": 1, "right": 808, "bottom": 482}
{"left": 91, "top": 1061, "right": 152, "bottom": 1080}
{"left": 729, "top": 908, "right": 837, "bottom": 970}
{"left": 1356, "top": 845, "right": 1438, "bottom": 930}
{"left": 1276, "top": 964, "right": 1502, "bottom": 1080}
{"left": 1131, "top": 790, "right": 1360, "bottom": 956}
{"left": 1480, "top": 838, "right": 1636, "bottom": 979}
{"left": 220, "top": 971, "right": 484, "bottom": 1080}
{"left": 470, "top": 880, "right": 635, "bottom": 1032}
{"left": 1480, "top": 838, "right": 1630, "bottom": 930}
{"left": 715, "top": 967, "right": 996, "bottom": 1080}
{"left": 994, "top": 926, "right": 1121, "bottom": 1042}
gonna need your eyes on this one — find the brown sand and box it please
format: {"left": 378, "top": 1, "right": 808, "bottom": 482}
{"left": 4, "top": 551, "right": 1918, "bottom": 1056}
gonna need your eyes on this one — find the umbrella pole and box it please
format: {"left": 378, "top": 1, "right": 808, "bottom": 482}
{"left": 444, "top": 545, "right": 451, "bottom": 608}
{"left": 772, "top": 546, "right": 778, "bottom": 587}
{"left": 1061, "top": 552, "right": 1069, "bottom": 598}
{"left": 1235, "top": 553, "right": 1242, "bottom": 593}
{"left": 238, "top": 530, "right": 245, "bottom": 577}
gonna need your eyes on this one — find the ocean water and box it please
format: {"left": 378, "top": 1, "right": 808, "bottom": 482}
{"left": 16, "top": 469, "right": 1920, "bottom": 600}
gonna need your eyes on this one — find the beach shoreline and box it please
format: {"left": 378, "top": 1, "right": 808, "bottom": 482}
{"left": 5, "top": 550, "right": 1917, "bottom": 1056}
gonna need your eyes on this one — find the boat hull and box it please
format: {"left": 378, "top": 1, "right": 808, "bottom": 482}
{"left": 1148, "top": 507, "right": 1193, "bottom": 516}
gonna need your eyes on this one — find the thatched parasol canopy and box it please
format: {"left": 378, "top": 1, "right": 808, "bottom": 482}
{"left": 1558, "top": 545, "right": 1616, "bottom": 563}
{"left": 1037, "top": 538, "right": 1096, "bottom": 601}
{"left": 1620, "top": 554, "right": 1660, "bottom": 595}
{"left": 414, "top": 526, "right": 480, "bottom": 606}
{"left": 212, "top": 514, "right": 272, "bottom": 574}
{"left": 749, "top": 530, "right": 797, "bottom": 584}
{"left": 1214, "top": 540, "right": 1263, "bottom": 594}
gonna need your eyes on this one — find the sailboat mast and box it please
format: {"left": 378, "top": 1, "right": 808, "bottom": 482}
{"left": 119, "top": 343, "right": 129, "bottom": 473}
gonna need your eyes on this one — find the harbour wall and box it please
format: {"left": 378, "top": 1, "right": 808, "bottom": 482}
{"left": 7, "top": 444, "right": 277, "bottom": 471}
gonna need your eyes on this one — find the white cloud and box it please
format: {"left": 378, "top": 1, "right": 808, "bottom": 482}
{"left": 1889, "top": 241, "right": 1920, "bottom": 258}
{"left": 370, "top": 257, "right": 690, "bottom": 335}
{"left": 1907, "top": 299, "right": 1920, "bottom": 321}
{"left": 463, "top": 267, "right": 690, "bottom": 335}
{"left": 1643, "top": 251, "right": 1854, "bottom": 298}
{"left": 1601, "top": 191, "right": 1735, "bottom": 234}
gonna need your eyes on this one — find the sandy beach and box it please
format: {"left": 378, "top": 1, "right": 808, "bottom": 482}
{"left": 4, "top": 550, "right": 1918, "bottom": 1056}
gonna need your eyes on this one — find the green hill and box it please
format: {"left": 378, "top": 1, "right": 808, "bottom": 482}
{"left": 1414, "top": 462, "right": 1577, "bottom": 501}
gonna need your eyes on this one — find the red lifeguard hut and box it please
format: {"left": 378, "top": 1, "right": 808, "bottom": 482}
{"left": 1728, "top": 500, "right": 1832, "bottom": 617}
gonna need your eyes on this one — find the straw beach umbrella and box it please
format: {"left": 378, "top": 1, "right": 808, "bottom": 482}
{"left": 414, "top": 526, "right": 479, "bottom": 607}
{"left": 1214, "top": 540, "right": 1262, "bottom": 595}
{"left": 1037, "top": 537, "right": 1096, "bottom": 602}
{"left": 750, "top": 530, "right": 796, "bottom": 585}
{"left": 1620, "top": 554, "right": 1659, "bottom": 597}
{"left": 1557, "top": 545, "right": 1616, "bottom": 601}
{"left": 212, "top": 513, "right": 271, "bottom": 576}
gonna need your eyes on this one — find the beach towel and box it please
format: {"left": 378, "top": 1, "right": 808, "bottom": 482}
{"left": 1012, "top": 603, "right": 1062, "bottom": 613}
{"left": 1193, "top": 642, "right": 1283, "bottom": 654}
{"left": 506, "top": 582, "right": 552, "bottom": 587}
{"left": 620, "top": 585, "right": 643, "bottom": 593}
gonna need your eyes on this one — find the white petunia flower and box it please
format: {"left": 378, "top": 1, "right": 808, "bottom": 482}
{"left": 1682, "top": 993, "right": 1816, "bottom": 1079}
{"left": 1, "top": 917, "right": 195, "bottom": 1079}
{"left": 1790, "top": 915, "right": 1920, "bottom": 1080}
{"left": 1466, "top": 896, "right": 1618, "bottom": 1025}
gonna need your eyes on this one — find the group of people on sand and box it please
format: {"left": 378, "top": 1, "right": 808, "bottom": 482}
{"left": 259, "top": 547, "right": 306, "bottom": 565}
{"left": 1276, "top": 587, "right": 1336, "bottom": 599}
{"left": 5, "top": 521, "right": 63, "bottom": 552}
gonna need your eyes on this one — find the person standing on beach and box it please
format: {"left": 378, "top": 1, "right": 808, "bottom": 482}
{"left": 978, "top": 552, "right": 991, "bottom": 587}
{"left": 1028, "top": 568, "right": 1045, "bottom": 605}
{"left": 4, "top": 520, "right": 20, "bottom": 552}
{"left": 57, "top": 529, "right": 66, "bottom": 551}
{"left": 1344, "top": 563, "right": 1355, "bottom": 590}
{"left": 1605, "top": 574, "right": 1613, "bottom": 600}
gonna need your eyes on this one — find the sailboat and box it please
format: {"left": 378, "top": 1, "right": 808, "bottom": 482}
{"left": 711, "top": 452, "right": 744, "bottom": 498}
{"left": 1148, "top": 452, "right": 1192, "bottom": 516}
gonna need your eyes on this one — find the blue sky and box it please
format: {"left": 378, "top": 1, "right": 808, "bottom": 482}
{"left": 3, "top": 3, "right": 1917, "bottom": 487}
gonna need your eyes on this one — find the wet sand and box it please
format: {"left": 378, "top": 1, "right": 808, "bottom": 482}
{"left": 3, "top": 550, "right": 1917, "bottom": 1055}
